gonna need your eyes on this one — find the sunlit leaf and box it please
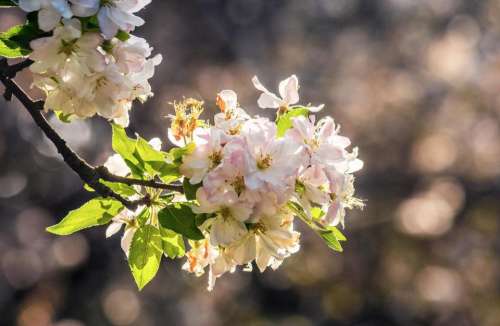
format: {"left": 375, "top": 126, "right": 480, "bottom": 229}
{"left": 46, "top": 198, "right": 123, "bottom": 235}
{"left": 158, "top": 203, "right": 204, "bottom": 240}
{"left": 160, "top": 227, "right": 185, "bottom": 258}
{"left": 128, "top": 225, "right": 162, "bottom": 290}
{"left": 276, "top": 107, "right": 309, "bottom": 137}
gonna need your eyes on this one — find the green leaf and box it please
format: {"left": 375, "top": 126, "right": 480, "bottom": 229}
{"left": 329, "top": 226, "right": 347, "bottom": 242}
{"left": 135, "top": 137, "right": 167, "bottom": 175}
{"left": 0, "top": 22, "right": 44, "bottom": 58}
{"left": 276, "top": 107, "right": 309, "bottom": 137}
{"left": 102, "top": 181, "right": 137, "bottom": 197}
{"left": 183, "top": 178, "right": 201, "bottom": 200}
{"left": 128, "top": 225, "right": 163, "bottom": 290}
{"left": 319, "top": 229, "right": 343, "bottom": 252}
{"left": 158, "top": 203, "right": 204, "bottom": 240}
{"left": 160, "top": 227, "right": 185, "bottom": 258}
{"left": 84, "top": 180, "right": 137, "bottom": 197}
{"left": 111, "top": 124, "right": 144, "bottom": 176}
{"left": 157, "top": 163, "right": 181, "bottom": 184}
{"left": 167, "top": 143, "right": 195, "bottom": 165}
{"left": 0, "top": 0, "right": 16, "bottom": 7}
{"left": 47, "top": 198, "right": 124, "bottom": 235}
{"left": 54, "top": 111, "right": 75, "bottom": 123}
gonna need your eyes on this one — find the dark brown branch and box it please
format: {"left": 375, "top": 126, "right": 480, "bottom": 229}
{"left": 0, "top": 58, "right": 180, "bottom": 209}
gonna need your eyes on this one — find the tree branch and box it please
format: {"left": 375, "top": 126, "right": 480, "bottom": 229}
{"left": 0, "top": 58, "right": 180, "bottom": 210}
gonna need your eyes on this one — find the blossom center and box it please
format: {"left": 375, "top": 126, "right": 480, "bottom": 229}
{"left": 231, "top": 175, "right": 245, "bottom": 195}
{"left": 100, "top": 0, "right": 116, "bottom": 7}
{"left": 58, "top": 39, "right": 79, "bottom": 56}
{"left": 209, "top": 150, "right": 222, "bottom": 169}
{"left": 257, "top": 154, "right": 272, "bottom": 170}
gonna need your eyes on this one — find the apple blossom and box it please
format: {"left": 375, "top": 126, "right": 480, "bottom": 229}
{"left": 18, "top": 0, "right": 73, "bottom": 31}
{"left": 252, "top": 74, "right": 324, "bottom": 112}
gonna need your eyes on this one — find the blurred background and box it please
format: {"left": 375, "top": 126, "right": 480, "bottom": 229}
{"left": 1, "top": 0, "right": 500, "bottom": 325}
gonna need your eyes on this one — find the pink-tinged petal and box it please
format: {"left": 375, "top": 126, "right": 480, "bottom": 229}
{"left": 257, "top": 93, "right": 282, "bottom": 109}
{"left": 278, "top": 75, "right": 299, "bottom": 105}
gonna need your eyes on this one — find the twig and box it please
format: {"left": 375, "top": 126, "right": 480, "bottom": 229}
{"left": 0, "top": 58, "right": 180, "bottom": 209}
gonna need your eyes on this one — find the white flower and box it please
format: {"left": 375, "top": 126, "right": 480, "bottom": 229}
{"left": 194, "top": 187, "right": 252, "bottom": 247}
{"left": 229, "top": 213, "right": 300, "bottom": 272}
{"left": 105, "top": 207, "right": 142, "bottom": 256}
{"left": 214, "top": 90, "right": 249, "bottom": 135}
{"left": 19, "top": 0, "right": 73, "bottom": 31}
{"left": 252, "top": 75, "right": 324, "bottom": 112}
{"left": 182, "top": 239, "right": 218, "bottom": 276}
{"left": 180, "top": 127, "right": 225, "bottom": 184}
{"left": 29, "top": 18, "right": 105, "bottom": 75}
{"left": 242, "top": 118, "right": 306, "bottom": 192}
{"left": 70, "top": 0, "right": 152, "bottom": 39}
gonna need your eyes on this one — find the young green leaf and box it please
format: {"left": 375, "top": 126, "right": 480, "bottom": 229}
{"left": 160, "top": 227, "right": 185, "bottom": 259}
{"left": 276, "top": 107, "right": 309, "bottom": 137}
{"left": 319, "top": 229, "right": 343, "bottom": 252}
{"left": 135, "top": 136, "right": 167, "bottom": 175}
{"left": 128, "top": 225, "right": 163, "bottom": 290}
{"left": 47, "top": 198, "right": 124, "bottom": 235}
{"left": 183, "top": 178, "right": 201, "bottom": 200}
{"left": 111, "top": 124, "right": 144, "bottom": 176}
{"left": 158, "top": 203, "right": 204, "bottom": 240}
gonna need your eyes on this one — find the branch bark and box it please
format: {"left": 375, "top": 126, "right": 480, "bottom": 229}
{"left": 0, "top": 58, "right": 179, "bottom": 210}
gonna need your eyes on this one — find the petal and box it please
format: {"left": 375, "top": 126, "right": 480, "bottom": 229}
{"left": 105, "top": 221, "right": 123, "bottom": 238}
{"left": 308, "top": 104, "right": 324, "bottom": 112}
{"left": 121, "top": 227, "right": 136, "bottom": 257}
{"left": 278, "top": 75, "right": 299, "bottom": 105}
{"left": 38, "top": 8, "right": 61, "bottom": 32}
{"left": 98, "top": 8, "right": 119, "bottom": 39}
{"left": 252, "top": 76, "right": 282, "bottom": 109}
{"left": 51, "top": 0, "right": 73, "bottom": 18}
{"left": 19, "top": 0, "right": 41, "bottom": 12}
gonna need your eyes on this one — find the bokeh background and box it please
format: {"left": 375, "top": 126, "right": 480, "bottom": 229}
{"left": 1, "top": 0, "right": 500, "bottom": 325}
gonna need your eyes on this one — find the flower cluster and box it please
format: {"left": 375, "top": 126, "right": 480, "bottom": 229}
{"left": 19, "top": 0, "right": 158, "bottom": 126}
{"left": 5, "top": 2, "right": 365, "bottom": 293}
{"left": 173, "top": 75, "right": 363, "bottom": 290}
{"left": 18, "top": 0, "right": 150, "bottom": 38}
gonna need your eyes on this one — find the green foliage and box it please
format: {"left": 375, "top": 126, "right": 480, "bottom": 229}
{"left": 0, "top": 16, "right": 45, "bottom": 58}
{"left": 54, "top": 111, "right": 75, "bottom": 123}
{"left": 276, "top": 107, "right": 309, "bottom": 137}
{"left": 128, "top": 225, "right": 163, "bottom": 290}
{"left": 318, "top": 227, "right": 344, "bottom": 252}
{"left": 183, "top": 178, "right": 201, "bottom": 200}
{"left": 0, "top": 0, "right": 16, "bottom": 7}
{"left": 288, "top": 201, "right": 347, "bottom": 252}
{"left": 158, "top": 203, "right": 204, "bottom": 240}
{"left": 160, "top": 227, "right": 185, "bottom": 258}
{"left": 47, "top": 198, "right": 124, "bottom": 235}
{"left": 111, "top": 124, "right": 181, "bottom": 183}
